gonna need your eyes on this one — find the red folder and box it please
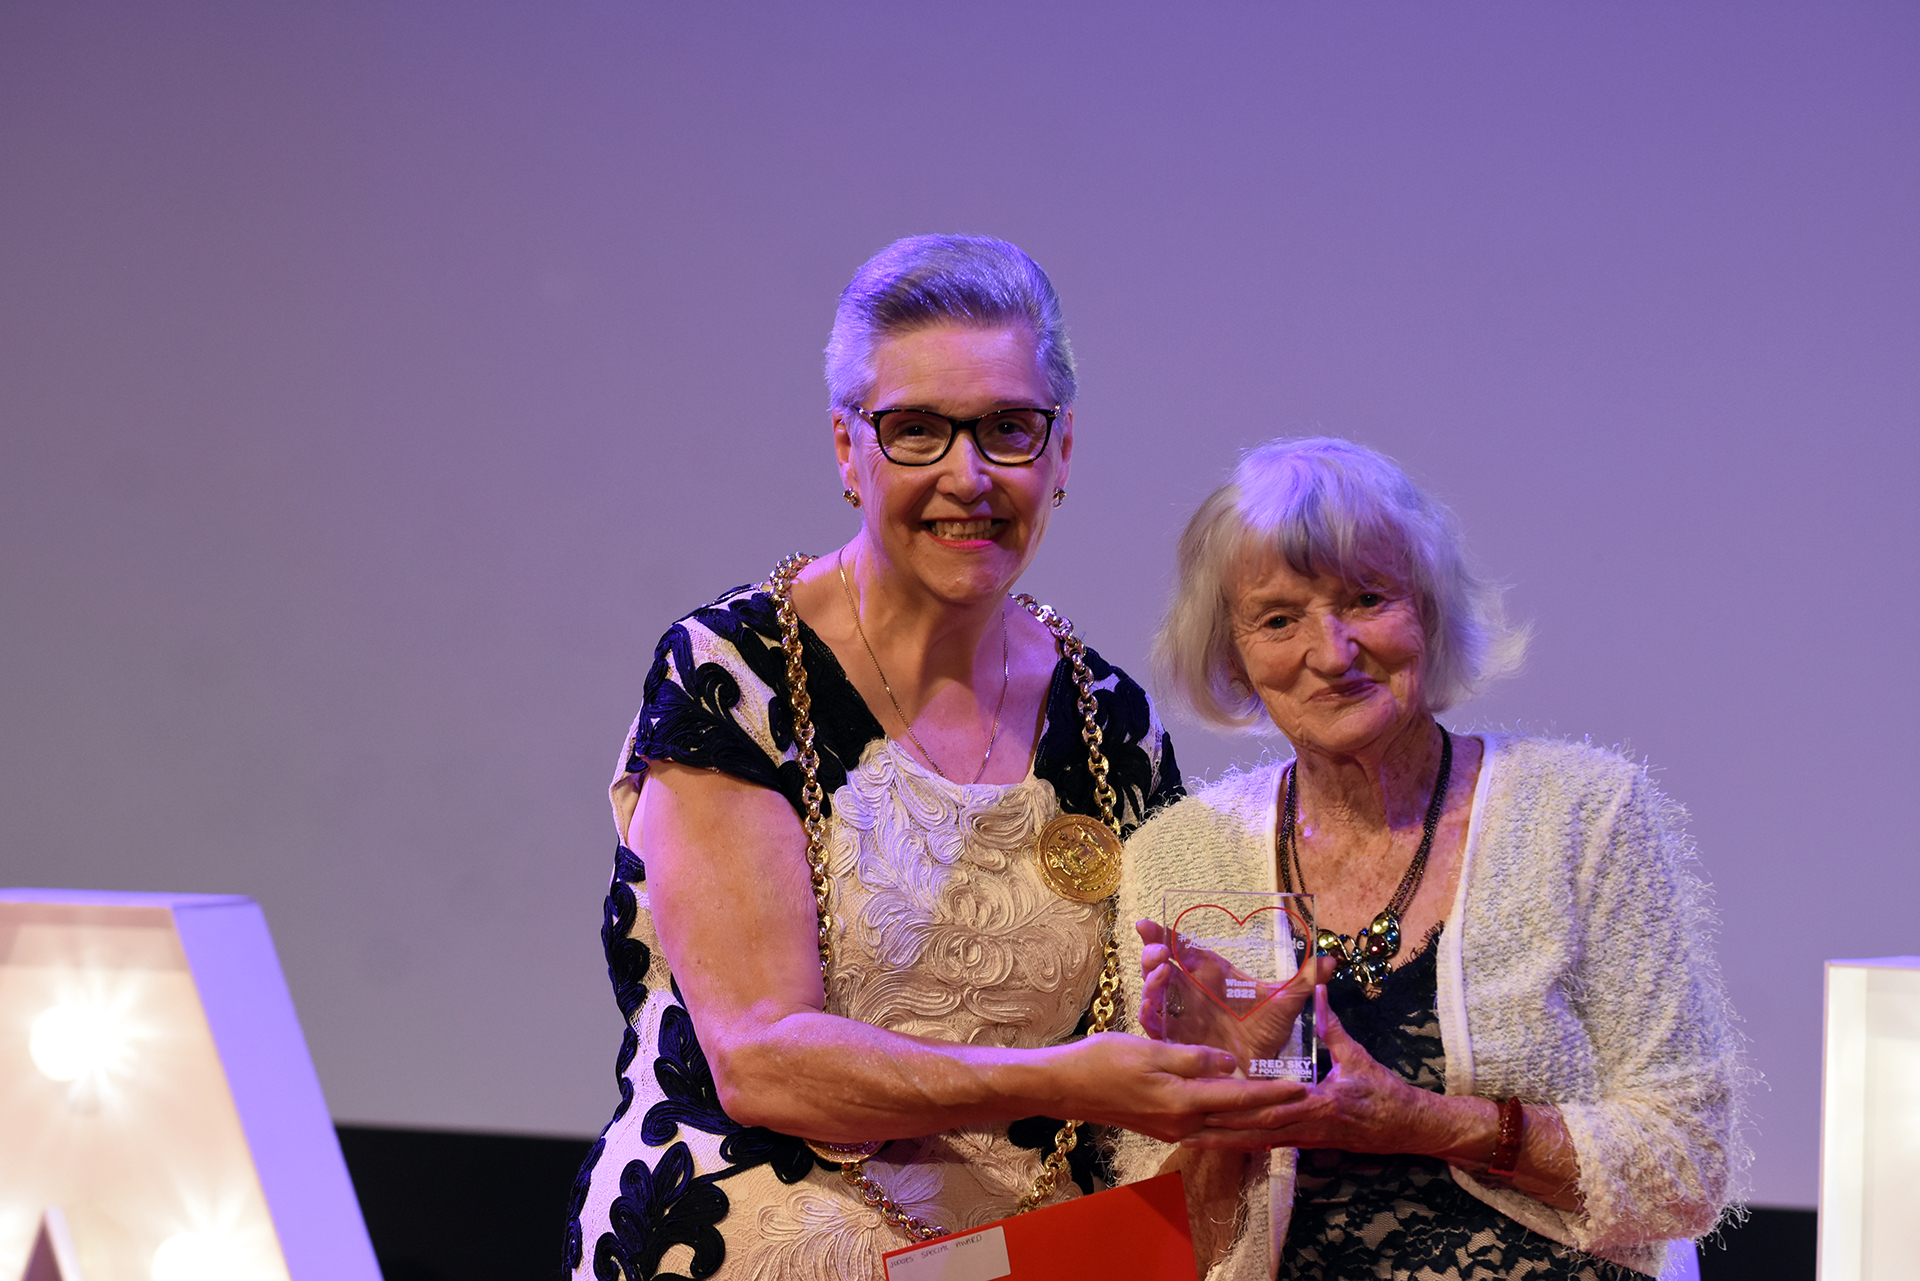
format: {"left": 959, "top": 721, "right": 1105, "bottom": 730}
{"left": 881, "top": 1171, "right": 1196, "bottom": 1281}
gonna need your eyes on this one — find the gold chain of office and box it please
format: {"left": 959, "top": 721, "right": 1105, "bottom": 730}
{"left": 768, "top": 552, "right": 1123, "bottom": 1241}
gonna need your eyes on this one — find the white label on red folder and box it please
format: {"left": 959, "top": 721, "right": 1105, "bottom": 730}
{"left": 882, "top": 1225, "right": 1011, "bottom": 1281}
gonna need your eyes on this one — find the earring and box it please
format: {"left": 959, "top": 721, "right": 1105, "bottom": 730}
{"left": 843, "top": 488, "right": 862, "bottom": 508}
{"left": 1052, "top": 488, "right": 1066, "bottom": 508}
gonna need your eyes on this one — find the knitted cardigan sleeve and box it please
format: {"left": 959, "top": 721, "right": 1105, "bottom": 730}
{"left": 1551, "top": 761, "right": 1745, "bottom": 1250}
{"left": 1452, "top": 740, "right": 1747, "bottom": 1264}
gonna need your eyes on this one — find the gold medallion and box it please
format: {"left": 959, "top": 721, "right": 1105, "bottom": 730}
{"left": 804, "top": 1138, "right": 885, "bottom": 1164}
{"left": 1034, "top": 813, "right": 1124, "bottom": 903}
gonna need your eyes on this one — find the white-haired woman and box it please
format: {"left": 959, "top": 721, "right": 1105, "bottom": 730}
{"left": 1118, "top": 438, "right": 1744, "bottom": 1280}
{"left": 566, "top": 237, "right": 1302, "bottom": 1280}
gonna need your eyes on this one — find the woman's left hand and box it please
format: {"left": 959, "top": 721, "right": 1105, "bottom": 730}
{"left": 1189, "top": 986, "right": 1588, "bottom": 1212}
{"left": 1183, "top": 985, "right": 1437, "bottom": 1153}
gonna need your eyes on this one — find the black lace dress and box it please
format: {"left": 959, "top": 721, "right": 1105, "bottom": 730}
{"left": 1280, "top": 927, "right": 1613, "bottom": 1281}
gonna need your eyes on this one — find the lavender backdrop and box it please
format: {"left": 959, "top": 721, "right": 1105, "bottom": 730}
{"left": 3, "top": 1, "right": 1914, "bottom": 1208}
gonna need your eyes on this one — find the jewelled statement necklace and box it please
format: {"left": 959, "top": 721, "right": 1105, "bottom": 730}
{"left": 837, "top": 549, "right": 1008, "bottom": 785}
{"left": 1279, "top": 727, "right": 1453, "bottom": 999}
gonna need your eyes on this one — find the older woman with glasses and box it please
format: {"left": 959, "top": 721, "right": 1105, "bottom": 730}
{"left": 566, "top": 236, "right": 1302, "bottom": 1279}
{"left": 1116, "top": 438, "right": 1745, "bottom": 1280}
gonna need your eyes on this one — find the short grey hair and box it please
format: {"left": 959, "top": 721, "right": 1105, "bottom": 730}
{"left": 1154, "top": 436, "right": 1527, "bottom": 729}
{"left": 824, "top": 234, "right": 1077, "bottom": 409}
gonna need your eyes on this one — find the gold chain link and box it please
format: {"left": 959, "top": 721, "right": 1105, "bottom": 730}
{"left": 768, "top": 556, "right": 1123, "bottom": 1240}
{"left": 1013, "top": 593, "right": 1118, "bottom": 832}
{"left": 771, "top": 555, "right": 837, "bottom": 969}
{"left": 840, "top": 1162, "right": 946, "bottom": 1241}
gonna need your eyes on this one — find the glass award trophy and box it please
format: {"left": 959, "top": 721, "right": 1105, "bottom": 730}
{"left": 1156, "top": 890, "right": 1318, "bottom": 1083}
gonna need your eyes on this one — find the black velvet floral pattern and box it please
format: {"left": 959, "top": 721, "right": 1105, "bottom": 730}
{"left": 564, "top": 1137, "right": 606, "bottom": 1275}
{"left": 577, "top": 581, "right": 1184, "bottom": 1278}
{"left": 641, "top": 1003, "right": 733, "bottom": 1145}
{"left": 593, "top": 1144, "right": 729, "bottom": 1281}
{"left": 1282, "top": 927, "right": 1613, "bottom": 1281}
{"left": 603, "top": 846, "right": 652, "bottom": 1022}
{"left": 626, "top": 586, "right": 1182, "bottom": 835}
{"left": 1031, "top": 642, "right": 1182, "bottom": 836}
{"left": 638, "top": 1002, "right": 822, "bottom": 1185}
{"left": 566, "top": 842, "right": 656, "bottom": 1274}
{"left": 627, "top": 588, "right": 883, "bottom": 822}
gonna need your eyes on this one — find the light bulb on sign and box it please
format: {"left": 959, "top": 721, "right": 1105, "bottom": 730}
{"left": 29, "top": 1001, "right": 129, "bottom": 1082}
{"left": 152, "top": 1230, "right": 249, "bottom": 1281}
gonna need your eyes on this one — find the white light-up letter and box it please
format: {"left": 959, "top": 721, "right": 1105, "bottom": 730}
{"left": 28, "top": 1002, "right": 128, "bottom": 1083}
{"left": 0, "top": 889, "right": 381, "bottom": 1281}
{"left": 152, "top": 1230, "right": 247, "bottom": 1281}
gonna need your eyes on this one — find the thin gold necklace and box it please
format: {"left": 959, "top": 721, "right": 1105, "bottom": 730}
{"left": 836, "top": 548, "right": 1009, "bottom": 785}
{"left": 772, "top": 554, "right": 1121, "bottom": 1239}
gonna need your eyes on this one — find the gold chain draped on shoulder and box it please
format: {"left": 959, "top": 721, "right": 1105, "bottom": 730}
{"left": 765, "top": 553, "right": 1123, "bottom": 1241}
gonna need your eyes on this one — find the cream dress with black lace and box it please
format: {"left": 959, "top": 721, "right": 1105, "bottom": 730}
{"left": 564, "top": 583, "right": 1181, "bottom": 1281}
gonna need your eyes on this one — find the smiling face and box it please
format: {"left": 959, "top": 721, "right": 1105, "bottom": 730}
{"left": 1226, "top": 550, "right": 1430, "bottom": 760}
{"left": 834, "top": 323, "right": 1072, "bottom": 607}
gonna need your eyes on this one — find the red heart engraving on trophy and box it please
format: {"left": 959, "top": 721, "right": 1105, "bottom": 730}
{"left": 1167, "top": 902, "right": 1312, "bottom": 1022}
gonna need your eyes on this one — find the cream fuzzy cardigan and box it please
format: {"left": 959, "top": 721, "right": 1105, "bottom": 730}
{"left": 1113, "top": 735, "right": 1745, "bottom": 1279}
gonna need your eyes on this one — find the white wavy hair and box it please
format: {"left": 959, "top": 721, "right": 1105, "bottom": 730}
{"left": 1154, "top": 436, "right": 1528, "bottom": 730}
{"left": 823, "top": 234, "right": 1077, "bottom": 410}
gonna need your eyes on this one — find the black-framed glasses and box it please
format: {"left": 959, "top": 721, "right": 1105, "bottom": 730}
{"left": 853, "top": 405, "right": 1058, "bottom": 467}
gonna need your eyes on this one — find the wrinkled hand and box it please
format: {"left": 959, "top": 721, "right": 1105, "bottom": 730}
{"left": 1137, "top": 920, "right": 1242, "bottom": 1045}
{"left": 1047, "top": 1031, "right": 1311, "bottom": 1144}
{"left": 1137, "top": 921, "right": 1331, "bottom": 1074}
{"left": 1183, "top": 985, "right": 1436, "bottom": 1152}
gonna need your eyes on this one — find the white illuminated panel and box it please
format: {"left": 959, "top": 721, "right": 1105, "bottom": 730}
{"left": 0, "top": 890, "right": 379, "bottom": 1281}
{"left": 1819, "top": 956, "right": 1920, "bottom": 1281}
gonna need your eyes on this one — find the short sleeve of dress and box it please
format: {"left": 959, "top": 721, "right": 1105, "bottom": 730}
{"left": 609, "top": 583, "right": 885, "bottom": 838}
{"left": 620, "top": 585, "right": 790, "bottom": 793}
